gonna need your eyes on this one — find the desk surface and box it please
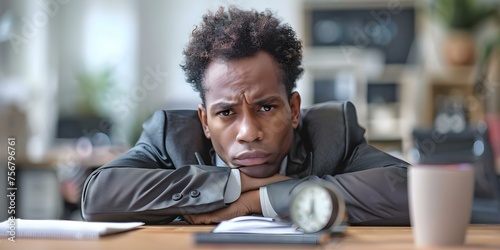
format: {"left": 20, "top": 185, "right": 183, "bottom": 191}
{"left": 2, "top": 225, "right": 500, "bottom": 250}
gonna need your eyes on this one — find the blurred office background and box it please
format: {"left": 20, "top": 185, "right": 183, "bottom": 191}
{"left": 0, "top": 0, "right": 499, "bottom": 222}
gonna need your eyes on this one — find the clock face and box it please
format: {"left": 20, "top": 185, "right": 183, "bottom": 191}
{"left": 290, "top": 184, "right": 334, "bottom": 233}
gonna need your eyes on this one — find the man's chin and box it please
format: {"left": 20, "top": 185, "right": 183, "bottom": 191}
{"left": 238, "top": 164, "right": 278, "bottom": 178}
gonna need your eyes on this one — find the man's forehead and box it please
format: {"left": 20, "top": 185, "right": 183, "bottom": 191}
{"left": 204, "top": 52, "right": 280, "bottom": 82}
{"left": 203, "top": 52, "right": 285, "bottom": 104}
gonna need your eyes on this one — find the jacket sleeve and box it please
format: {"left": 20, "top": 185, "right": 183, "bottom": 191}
{"left": 324, "top": 144, "right": 410, "bottom": 226}
{"left": 266, "top": 102, "right": 410, "bottom": 226}
{"left": 266, "top": 146, "right": 409, "bottom": 226}
{"left": 80, "top": 110, "right": 231, "bottom": 224}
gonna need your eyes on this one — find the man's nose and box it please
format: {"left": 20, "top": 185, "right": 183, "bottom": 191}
{"left": 236, "top": 114, "right": 264, "bottom": 142}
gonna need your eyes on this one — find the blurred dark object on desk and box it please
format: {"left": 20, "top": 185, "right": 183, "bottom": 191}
{"left": 57, "top": 116, "right": 113, "bottom": 139}
{"left": 474, "top": 38, "right": 500, "bottom": 177}
{"left": 411, "top": 124, "right": 500, "bottom": 224}
{"left": 51, "top": 143, "right": 128, "bottom": 220}
{"left": 0, "top": 105, "right": 28, "bottom": 159}
{"left": 51, "top": 113, "right": 127, "bottom": 220}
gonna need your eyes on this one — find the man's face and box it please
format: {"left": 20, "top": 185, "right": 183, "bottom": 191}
{"left": 198, "top": 51, "right": 301, "bottom": 178}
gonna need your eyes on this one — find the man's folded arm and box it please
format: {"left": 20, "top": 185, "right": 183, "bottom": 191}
{"left": 81, "top": 110, "right": 234, "bottom": 224}
{"left": 81, "top": 152, "right": 232, "bottom": 223}
{"left": 264, "top": 168, "right": 409, "bottom": 226}
{"left": 264, "top": 143, "right": 410, "bottom": 226}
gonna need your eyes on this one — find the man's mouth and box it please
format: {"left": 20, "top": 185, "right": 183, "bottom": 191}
{"left": 233, "top": 151, "right": 270, "bottom": 167}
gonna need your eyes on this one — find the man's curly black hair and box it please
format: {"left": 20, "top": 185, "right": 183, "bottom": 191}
{"left": 181, "top": 6, "right": 303, "bottom": 103}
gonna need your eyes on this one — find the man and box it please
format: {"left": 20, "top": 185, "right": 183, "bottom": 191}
{"left": 81, "top": 7, "right": 410, "bottom": 226}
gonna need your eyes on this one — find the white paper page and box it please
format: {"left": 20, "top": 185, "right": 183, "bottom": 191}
{"left": 212, "top": 215, "right": 303, "bottom": 234}
{"left": 0, "top": 219, "right": 144, "bottom": 240}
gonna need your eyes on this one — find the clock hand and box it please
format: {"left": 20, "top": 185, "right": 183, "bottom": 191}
{"left": 309, "top": 198, "right": 315, "bottom": 219}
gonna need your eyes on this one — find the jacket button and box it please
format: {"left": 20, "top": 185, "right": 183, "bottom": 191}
{"left": 172, "top": 193, "right": 183, "bottom": 201}
{"left": 190, "top": 190, "right": 200, "bottom": 198}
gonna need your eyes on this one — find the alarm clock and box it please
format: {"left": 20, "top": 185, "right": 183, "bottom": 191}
{"left": 289, "top": 181, "right": 346, "bottom": 233}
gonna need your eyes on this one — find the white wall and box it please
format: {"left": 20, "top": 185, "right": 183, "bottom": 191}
{"left": 2, "top": 0, "right": 310, "bottom": 146}
{"left": 153, "top": 0, "right": 307, "bottom": 109}
{"left": 89, "top": 0, "right": 306, "bottom": 144}
{"left": 0, "top": 0, "right": 59, "bottom": 161}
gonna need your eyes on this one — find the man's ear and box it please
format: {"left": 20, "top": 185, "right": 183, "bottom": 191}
{"left": 289, "top": 92, "right": 301, "bottom": 129}
{"left": 198, "top": 104, "right": 211, "bottom": 139}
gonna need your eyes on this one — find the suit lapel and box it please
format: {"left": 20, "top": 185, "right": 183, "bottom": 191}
{"left": 164, "top": 110, "right": 213, "bottom": 167}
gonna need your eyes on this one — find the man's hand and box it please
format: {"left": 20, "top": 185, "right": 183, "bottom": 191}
{"left": 240, "top": 173, "right": 291, "bottom": 193}
{"left": 184, "top": 172, "right": 292, "bottom": 224}
{"left": 184, "top": 190, "right": 261, "bottom": 224}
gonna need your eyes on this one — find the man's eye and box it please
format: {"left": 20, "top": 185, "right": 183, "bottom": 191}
{"left": 217, "top": 110, "right": 233, "bottom": 116}
{"left": 260, "top": 106, "right": 275, "bottom": 112}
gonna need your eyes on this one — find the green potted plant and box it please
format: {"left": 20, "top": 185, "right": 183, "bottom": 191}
{"left": 75, "top": 68, "right": 114, "bottom": 119}
{"left": 432, "top": 0, "right": 499, "bottom": 66}
{"left": 63, "top": 68, "right": 115, "bottom": 139}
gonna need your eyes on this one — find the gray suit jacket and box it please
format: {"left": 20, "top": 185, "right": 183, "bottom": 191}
{"left": 81, "top": 101, "right": 410, "bottom": 225}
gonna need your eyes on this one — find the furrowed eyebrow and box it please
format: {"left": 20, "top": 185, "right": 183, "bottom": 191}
{"left": 253, "top": 96, "right": 282, "bottom": 106}
{"left": 210, "top": 102, "right": 236, "bottom": 111}
{"left": 209, "top": 96, "right": 283, "bottom": 111}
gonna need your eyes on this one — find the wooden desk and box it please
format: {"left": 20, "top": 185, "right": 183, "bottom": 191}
{"left": 2, "top": 225, "right": 500, "bottom": 250}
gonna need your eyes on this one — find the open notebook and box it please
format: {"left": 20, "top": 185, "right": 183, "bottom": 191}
{"left": 0, "top": 219, "right": 144, "bottom": 240}
{"left": 212, "top": 215, "right": 302, "bottom": 234}
{"left": 195, "top": 215, "right": 346, "bottom": 245}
